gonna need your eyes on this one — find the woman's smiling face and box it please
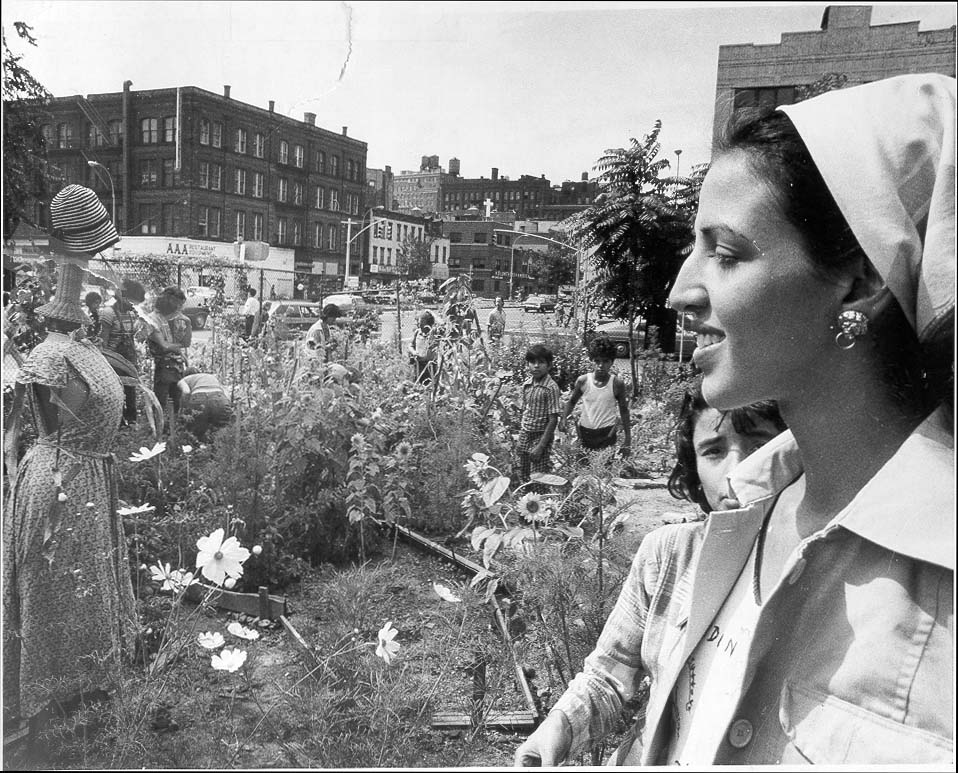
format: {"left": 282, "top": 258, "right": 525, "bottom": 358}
{"left": 669, "top": 151, "right": 851, "bottom": 411}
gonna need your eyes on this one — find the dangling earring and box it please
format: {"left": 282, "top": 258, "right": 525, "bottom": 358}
{"left": 834, "top": 309, "right": 869, "bottom": 350}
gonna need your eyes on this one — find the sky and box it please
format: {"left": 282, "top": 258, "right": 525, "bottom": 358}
{"left": 3, "top": 1, "right": 956, "bottom": 184}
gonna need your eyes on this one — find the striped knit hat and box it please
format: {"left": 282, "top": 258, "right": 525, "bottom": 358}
{"left": 49, "top": 184, "right": 120, "bottom": 254}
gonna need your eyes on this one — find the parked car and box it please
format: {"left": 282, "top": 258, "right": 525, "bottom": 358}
{"left": 183, "top": 286, "right": 218, "bottom": 330}
{"left": 523, "top": 294, "right": 558, "bottom": 313}
{"left": 591, "top": 317, "right": 697, "bottom": 360}
{"left": 417, "top": 291, "right": 438, "bottom": 305}
{"left": 263, "top": 301, "right": 325, "bottom": 340}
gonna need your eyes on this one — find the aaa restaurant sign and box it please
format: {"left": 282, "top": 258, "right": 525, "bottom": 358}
{"left": 114, "top": 237, "right": 235, "bottom": 262}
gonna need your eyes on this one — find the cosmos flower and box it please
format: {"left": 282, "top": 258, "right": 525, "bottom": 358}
{"left": 117, "top": 502, "right": 156, "bottom": 517}
{"left": 197, "top": 631, "right": 225, "bottom": 649}
{"left": 195, "top": 528, "right": 251, "bottom": 586}
{"left": 464, "top": 453, "right": 491, "bottom": 486}
{"left": 181, "top": 444, "right": 194, "bottom": 454}
{"left": 129, "top": 441, "right": 167, "bottom": 463}
{"left": 211, "top": 647, "right": 247, "bottom": 672}
{"left": 227, "top": 621, "right": 260, "bottom": 641}
{"left": 375, "top": 621, "right": 400, "bottom": 665}
{"left": 432, "top": 582, "right": 462, "bottom": 603}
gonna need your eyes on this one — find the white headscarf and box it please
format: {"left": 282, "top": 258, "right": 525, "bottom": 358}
{"left": 779, "top": 73, "right": 955, "bottom": 345}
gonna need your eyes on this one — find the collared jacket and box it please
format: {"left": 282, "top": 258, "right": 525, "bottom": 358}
{"left": 552, "top": 407, "right": 954, "bottom": 765}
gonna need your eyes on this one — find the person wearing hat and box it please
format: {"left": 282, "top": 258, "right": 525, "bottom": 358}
{"left": 2, "top": 184, "right": 137, "bottom": 742}
{"left": 97, "top": 277, "right": 147, "bottom": 425}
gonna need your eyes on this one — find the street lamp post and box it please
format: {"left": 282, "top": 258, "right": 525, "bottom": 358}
{"left": 493, "top": 228, "right": 579, "bottom": 305}
{"left": 87, "top": 160, "right": 116, "bottom": 226}
{"left": 342, "top": 207, "right": 385, "bottom": 290}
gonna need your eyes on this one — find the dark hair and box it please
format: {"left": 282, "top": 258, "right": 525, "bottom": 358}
{"left": 525, "top": 343, "right": 553, "bottom": 365}
{"left": 84, "top": 291, "right": 102, "bottom": 306}
{"left": 322, "top": 303, "right": 342, "bottom": 319}
{"left": 720, "top": 108, "right": 952, "bottom": 415}
{"left": 418, "top": 310, "right": 435, "bottom": 326}
{"left": 588, "top": 335, "right": 617, "bottom": 362}
{"left": 119, "top": 278, "right": 146, "bottom": 304}
{"left": 247, "top": 287, "right": 257, "bottom": 297}
{"left": 155, "top": 287, "right": 186, "bottom": 315}
{"left": 667, "top": 385, "right": 788, "bottom": 513}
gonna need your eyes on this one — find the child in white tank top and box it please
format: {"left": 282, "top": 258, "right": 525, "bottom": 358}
{"left": 560, "top": 336, "right": 631, "bottom": 452}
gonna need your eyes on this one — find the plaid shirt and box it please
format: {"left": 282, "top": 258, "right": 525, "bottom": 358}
{"left": 519, "top": 373, "right": 561, "bottom": 433}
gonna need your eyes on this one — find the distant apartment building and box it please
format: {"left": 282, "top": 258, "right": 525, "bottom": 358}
{"left": 366, "top": 165, "right": 395, "bottom": 210}
{"left": 24, "top": 82, "right": 368, "bottom": 281}
{"left": 365, "top": 208, "right": 449, "bottom": 286}
{"left": 392, "top": 155, "right": 451, "bottom": 214}
{"left": 713, "top": 5, "right": 957, "bottom": 144}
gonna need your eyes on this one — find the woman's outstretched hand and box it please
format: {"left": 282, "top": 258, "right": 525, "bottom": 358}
{"left": 514, "top": 711, "right": 572, "bottom": 767}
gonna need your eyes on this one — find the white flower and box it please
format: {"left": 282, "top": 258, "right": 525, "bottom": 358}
{"left": 168, "top": 569, "right": 198, "bottom": 592}
{"left": 57, "top": 491, "right": 67, "bottom": 503}
{"left": 195, "top": 528, "right": 251, "bottom": 586}
{"left": 432, "top": 582, "right": 462, "bottom": 603}
{"left": 211, "top": 647, "right": 247, "bottom": 672}
{"left": 375, "top": 621, "right": 400, "bottom": 665}
{"left": 181, "top": 444, "right": 194, "bottom": 454}
{"left": 227, "top": 621, "right": 260, "bottom": 641}
{"left": 117, "top": 502, "right": 156, "bottom": 517}
{"left": 150, "top": 562, "right": 197, "bottom": 592}
{"left": 251, "top": 545, "right": 263, "bottom": 556}
{"left": 197, "top": 631, "right": 225, "bottom": 649}
{"left": 129, "top": 441, "right": 167, "bottom": 463}
{"left": 224, "top": 577, "right": 237, "bottom": 589}
{"left": 517, "top": 492, "right": 550, "bottom": 523}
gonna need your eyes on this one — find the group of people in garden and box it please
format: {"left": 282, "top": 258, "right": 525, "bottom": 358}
{"left": 2, "top": 73, "right": 954, "bottom": 767}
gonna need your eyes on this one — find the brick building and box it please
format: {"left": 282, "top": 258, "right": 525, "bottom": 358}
{"left": 713, "top": 5, "right": 957, "bottom": 144}
{"left": 366, "top": 165, "right": 395, "bottom": 210}
{"left": 392, "top": 155, "right": 451, "bottom": 214}
{"left": 366, "top": 209, "right": 449, "bottom": 286}
{"left": 29, "top": 82, "right": 368, "bottom": 284}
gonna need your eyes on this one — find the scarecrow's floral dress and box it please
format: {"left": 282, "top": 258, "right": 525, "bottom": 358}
{"left": 2, "top": 333, "right": 137, "bottom": 721}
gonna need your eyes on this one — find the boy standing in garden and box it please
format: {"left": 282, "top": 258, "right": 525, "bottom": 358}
{"left": 514, "top": 344, "right": 561, "bottom": 483}
{"left": 560, "top": 336, "right": 631, "bottom": 456}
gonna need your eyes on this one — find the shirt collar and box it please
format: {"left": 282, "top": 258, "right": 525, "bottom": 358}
{"left": 728, "top": 407, "right": 955, "bottom": 571}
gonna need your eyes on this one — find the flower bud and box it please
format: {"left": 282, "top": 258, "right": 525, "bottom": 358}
{"left": 252, "top": 545, "right": 263, "bottom": 556}
{"left": 57, "top": 492, "right": 68, "bottom": 503}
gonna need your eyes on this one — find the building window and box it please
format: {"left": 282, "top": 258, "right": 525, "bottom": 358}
{"left": 327, "top": 224, "right": 337, "bottom": 250}
{"left": 293, "top": 183, "right": 303, "bottom": 206}
{"left": 277, "top": 217, "right": 287, "bottom": 244}
{"left": 372, "top": 246, "right": 378, "bottom": 264}
{"left": 253, "top": 172, "right": 264, "bottom": 198}
{"left": 198, "top": 207, "right": 208, "bottom": 236}
{"left": 278, "top": 178, "right": 288, "bottom": 203}
{"left": 386, "top": 247, "right": 392, "bottom": 265}
{"left": 279, "top": 140, "right": 288, "bottom": 164}
{"left": 292, "top": 221, "right": 302, "bottom": 246}
{"left": 163, "top": 116, "right": 176, "bottom": 143}
{"left": 199, "top": 162, "right": 210, "bottom": 189}
{"left": 442, "top": 246, "right": 447, "bottom": 263}
{"left": 209, "top": 207, "right": 221, "bottom": 237}
{"left": 163, "top": 158, "right": 175, "bottom": 187}
{"left": 210, "top": 164, "right": 222, "bottom": 191}
{"left": 252, "top": 213, "right": 264, "bottom": 241}
{"left": 253, "top": 132, "right": 265, "bottom": 158}
{"left": 140, "top": 118, "right": 158, "bottom": 144}
{"left": 330, "top": 155, "right": 339, "bottom": 177}
{"left": 314, "top": 186, "right": 325, "bottom": 209}
{"left": 235, "top": 211, "right": 246, "bottom": 240}
{"left": 314, "top": 150, "right": 326, "bottom": 173}
{"left": 293, "top": 144, "right": 304, "bottom": 168}
{"left": 473, "top": 231, "right": 487, "bottom": 244}
{"left": 56, "top": 122, "right": 74, "bottom": 149}
{"left": 138, "top": 203, "right": 159, "bottom": 234}
{"left": 212, "top": 121, "right": 223, "bottom": 148}
{"left": 234, "top": 168, "right": 247, "bottom": 195}
{"left": 330, "top": 190, "right": 339, "bottom": 211}
{"left": 199, "top": 118, "right": 210, "bottom": 145}
{"left": 234, "top": 128, "right": 247, "bottom": 154}
{"left": 139, "top": 159, "right": 159, "bottom": 187}
{"left": 449, "top": 232, "right": 462, "bottom": 243}
{"left": 88, "top": 124, "right": 105, "bottom": 147}
{"left": 162, "top": 204, "right": 177, "bottom": 235}
{"left": 108, "top": 120, "right": 123, "bottom": 144}
{"left": 313, "top": 222, "right": 323, "bottom": 248}
{"left": 346, "top": 160, "right": 355, "bottom": 181}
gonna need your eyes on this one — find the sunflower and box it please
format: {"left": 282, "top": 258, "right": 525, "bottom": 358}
{"left": 517, "top": 492, "right": 550, "bottom": 523}
{"left": 394, "top": 441, "right": 414, "bottom": 462}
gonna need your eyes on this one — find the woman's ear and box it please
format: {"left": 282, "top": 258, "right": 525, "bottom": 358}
{"left": 841, "top": 258, "right": 888, "bottom": 314}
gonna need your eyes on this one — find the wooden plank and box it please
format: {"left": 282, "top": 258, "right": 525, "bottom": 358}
{"left": 185, "top": 583, "right": 288, "bottom": 619}
{"left": 431, "top": 710, "right": 538, "bottom": 731}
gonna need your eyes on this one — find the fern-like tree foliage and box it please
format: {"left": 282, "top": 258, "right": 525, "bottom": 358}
{"left": 566, "top": 121, "right": 694, "bottom": 391}
{"left": 3, "top": 22, "right": 54, "bottom": 242}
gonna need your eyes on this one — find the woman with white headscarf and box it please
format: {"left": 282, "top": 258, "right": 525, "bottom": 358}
{"left": 515, "top": 74, "right": 954, "bottom": 766}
